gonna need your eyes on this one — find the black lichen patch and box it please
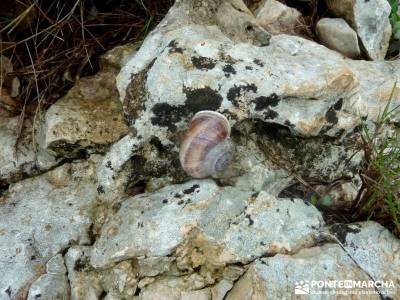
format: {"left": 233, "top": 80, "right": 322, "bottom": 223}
{"left": 168, "top": 40, "right": 184, "bottom": 54}
{"left": 74, "top": 257, "right": 89, "bottom": 272}
{"left": 252, "top": 94, "right": 280, "bottom": 111}
{"left": 191, "top": 56, "right": 217, "bottom": 70}
{"left": 253, "top": 59, "right": 265, "bottom": 67}
{"left": 227, "top": 83, "right": 258, "bottom": 107}
{"left": 105, "top": 160, "right": 113, "bottom": 170}
{"left": 124, "top": 59, "right": 155, "bottom": 125}
{"left": 184, "top": 86, "right": 223, "bottom": 112}
{"left": 325, "top": 108, "right": 338, "bottom": 125}
{"left": 263, "top": 109, "right": 279, "bottom": 119}
{"left": 245, "top": 214, "right": 254, "bottom": 226}
{"left": 223, "top": 64, "right": 236, "bottom": 77}
{"left": 97, "top": 185, "right": 105, "bottom": 194}
{"left": 329, "top": 223, "right": 361, "bottom": 244}
{"left": 333, "top": 98, "right": 343, "bottom": 110}
{"left": 183, "top": 184, "right": 200, "bottom": 194}
{"left": 151, "top": 103, "right": 186, "bottom": 131}
{"left": 150, "top": 86, "right": 222, "bottom": 132}
{"left": 284, "top": 120, "right": 295, "bottom": 128}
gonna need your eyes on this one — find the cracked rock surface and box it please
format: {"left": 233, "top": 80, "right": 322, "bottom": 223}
{"left": 0, "top": 0, "right": 399, "bottom": 299}
{"left": 90, "top": 180, "right": 324, "bottom": 269}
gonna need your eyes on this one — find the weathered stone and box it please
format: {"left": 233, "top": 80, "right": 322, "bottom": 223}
{"left": 345, "top": 59, "right": 400, "bottom": 122}
{"left": 0, "top": 156, "right": 100, "bottom": 299}
{"left": 138, "top": 257, "right": 177, "bottom": 277}
{"left": 2, "top": 1, "right": 400, "bottom": 299}
{"left": 99, "top": 0, "right": 400, "bottom": 201}
{"left": 316, "top": 18, "right": 360, "bottom": 58}
{"left": 211, "top": 279, "right": 234, "bottom": 300}
{"left": 137, "top": 274, "right": 212, "bottom": 300}
{"left": 0, "top": 117, "right": 57, "bottom": 184}
{"left": 100, "top": 43, "right": 140, "bottom": 73}
{"left": 27, "top": 254, "right": 70, "bottom": 300}
{"left": 181, "top": 289, "right": 211, "bottom": 300}
{"left": 91, "top": 180, "right": 324, "bottom": 269}
{"left": 65, "top": 246, "right": 142, "bottom": 299}
{"left": 326, "top": 222, "right": 400, "bottom": 298}
{"left": 65, "top": 246, "right": 103, "bottom": 300}
{"left": 326, "top": 0, "right": 391, "bottom": 60}
{"left": 255, "top": 0, "right": 302, "bottom": 35}
{"left": 101, "top": 23, "right": 373, "bottom": 196}
{"left": 226, "top": 244, "right": 379, "bottom": 299}
{"left": 100, "top": 260, "right": 139, "bottom": 298}
{"left": 41, "top": 72, "right": 129, "bottom": 158}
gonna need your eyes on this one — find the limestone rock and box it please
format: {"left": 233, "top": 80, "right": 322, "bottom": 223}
{"left": 138, "top": 275, "right": 211, "bottom": 300}
{"left": 316, "top": 18, "right": 360, "bottom": 58}
{"left": 0, "top": 157, "right": 101, "bottom": 299}
{"left": 101, "top": 22, "right": 372, "bottom": 195}
{"left": 0, "top": 117, "right": 57, "bottom": 184}
{"left": 211, "top": 279, "right": 234, "bottom": 300}
{"left": 346, "top": 59, "right": 400, "bottom": 122}
{"left": 326, "top": 0, "right": 392, "bottom": 60}
{"left": 65, "top": 247, "right": 103, "bottom": 300}
{"left": 99, "top": 0, "right": 400, "bottom": 200}
{"left": 65, "top": 246, "right": 142, "bottom": 300}
{"left": 90, "top": 180, "right": 324, "bottom": 269}
{"left": 41, "top": 72, "right": 129, "bottom": 158}
{"left": 326, "top": 222, "right": 400, "bottom": 298}
{"left": 255, "top": 0, "right": 302, "bottom": 35}
{"left": 226, "top": 244, "right": 379, "bottom": 299}
{"left": 100, "top": 43, "right": 140, "bottom": 73}
{"left": 215, "top": 0, "right": 271, "bottom": 46}
{"left": 27, "top": 254, "right": 70, "bottom": 300}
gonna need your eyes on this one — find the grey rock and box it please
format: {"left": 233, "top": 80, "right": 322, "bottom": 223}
{"left": 90, "top": 180, "right": 324, "bottom": 269}
{"left": 345, "top": 59, "right": 400, "bottom": 122}
{"left": 255, "top": 0, "right": 302, "bottom": 35}
{"left": 100, "top": 260, "right": 139, "bottom": 299}
{"left": 98, "top": 0, "right": 400, "bottom": 200}
{"left": 226, "top": 244, "right": 379, "bottom": 300}
{"left": 27, "top": 273, "right": 70, "bottom": 300}
{"left": 46, "top": 254, "right": 67, "bottom": 275}
{"left": 100, "top": 43, "right": 140, "bottom": 73}
{"left": 65, "top": 246, "right": 103, "bottom": 300}
{"left": 316, "top": 18, "right": 360, "bottom": 58}
{"left": 41, "top": 72, "right": 129, "bottom": 158}
{"left": 210, "top": 279, "right": 234, "bottom": 300}
{"left": 27, "top": 254, "right": 70, "bottom": 300}
{"left": 0, "top": 157, "right": 100, "bottom": 299}
{"left": 138, "top": 257, "right": 177, "bottom": 277}
{"left": 326, "top": 0, "right": 392, "bottom": 60}
{"left": 137, "top": 274, "right": 212, "bottom": 300}
{"left": 180, "top": 0, "right": 271, "bottom": 46}
{"left": 180, "top": 288, "right": 211, "bottom": 300}
{"left": 326, "top": 222, "right": 400, "bottom": 298}
{"left": 65, "top": 246, "right": 141, "bottom": 300}
{"left": 0, "top": 116, "right": 57, "bottom": 184}
{"left": 101, "top": 22, "right": 372, "bottom": 195}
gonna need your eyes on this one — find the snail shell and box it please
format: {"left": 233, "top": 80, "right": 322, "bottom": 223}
{"left": 179, "top": 111, "right": 235, "bottom": 178}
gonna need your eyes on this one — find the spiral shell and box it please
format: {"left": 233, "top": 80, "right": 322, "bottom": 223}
{"left": 179, "top": 111, "right": 234, "bottom": 178}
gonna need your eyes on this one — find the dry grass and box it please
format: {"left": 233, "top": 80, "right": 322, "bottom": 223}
{"left": 0, "top": 0, "right": 173, "bottom": 117}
